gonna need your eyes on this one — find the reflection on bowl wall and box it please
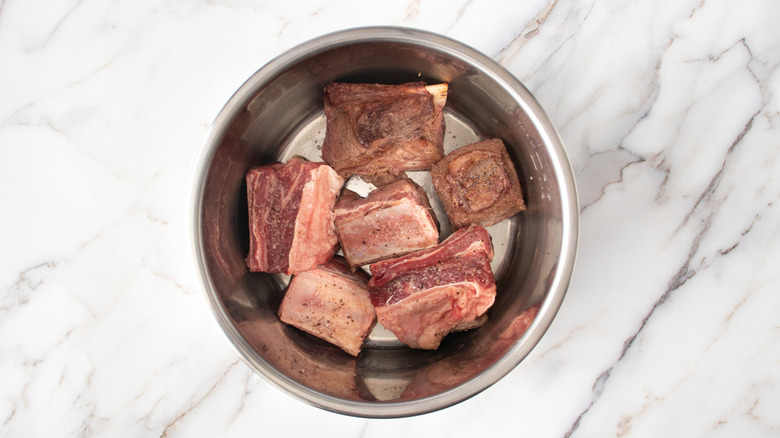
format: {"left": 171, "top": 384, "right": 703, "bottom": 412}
{"left": 192, "top": 27, "right": 579, "bottom": 418}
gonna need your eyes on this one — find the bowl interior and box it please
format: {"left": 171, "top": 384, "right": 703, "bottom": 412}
{"left": 195, "top": 28, "right": 577, "bottom": 417}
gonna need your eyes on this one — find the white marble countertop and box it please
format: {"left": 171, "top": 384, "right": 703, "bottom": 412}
{"left": 2, "top": 0, "right": 779, "bottom": 436}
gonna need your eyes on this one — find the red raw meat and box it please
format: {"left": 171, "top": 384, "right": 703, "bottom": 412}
{"left": 278, "top": 256, "right": 377, "bottom": 356}
{"left": 245, "top": 157, "right": 344, "bottom": 275}
{"left": 368, "top": 225, "right": 497, "bottom": 350}
{"left": 431, "top": 138, "right": 526, "bottom": 229}
{"left": 334, "top": 179, "right": 439, "bottom": 268}
{"left": 322, "top": 82, "right": 448, "bottom": 185}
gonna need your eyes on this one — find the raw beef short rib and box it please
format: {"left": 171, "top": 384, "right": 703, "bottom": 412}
{"left": 334, "top": 179, "right": 439, "bottom": 268}
{"left": 431, "top": 138, "right": 526, "bottom": 229}
{"left": 368, "top": 225, "right": 497, "bottom": 350}
{"left": 278, "top": 256, "right": 377, "bottom": 356}
{"left": 245, "top": 157, "right": 344, "bottom": 275}
{"left": 322, "top": 82, "right": 448, "bottom": 186}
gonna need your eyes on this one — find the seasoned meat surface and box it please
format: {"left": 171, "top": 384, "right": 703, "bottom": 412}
{"left": 431, "top": 138, "right": 526, "bottom": 229}
{"left": 334, "top": 179, "right": 439, "bottom": 268}
{"left": 245, "top": 157, "right": 344, "bottom": 275}
{"left": 322, "top": 82, "right": 448, "bottom": 186}
{"left": 368, "top": 225, "right": 496, "bottom": 350}
{"left": 278, "top": 256, "right": 376, "bottom": 356}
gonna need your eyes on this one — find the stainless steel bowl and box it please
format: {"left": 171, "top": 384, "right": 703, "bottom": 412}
{"left": 192, "top": 27, "right": 578, "bottom": 417}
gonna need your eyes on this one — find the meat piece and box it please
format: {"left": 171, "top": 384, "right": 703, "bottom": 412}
{"left": 245, "top": 157, "right": 344, "bottom": 275}
{"left": 334, "top": 179, "right": 439, "bottom": 268}
{"left": 431, "top": 138, "right": 526, "bottom": 229}
{"left": 368, "top": 225, "right": 496, "bottom": 350}
{"left": 322, "top": 82, "right": 448, "bottom": 185}
{"left": 278, "top": 256, "right": 377, "bottom": 356}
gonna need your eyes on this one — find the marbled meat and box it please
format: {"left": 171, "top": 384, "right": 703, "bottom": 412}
{"left": 278, "top": 256, "right": 377, "bottom": 356}
{"left": 322, "top": 82, "right": 448, "bottom": 186}
{"left": 368, "top": 225, "right": 497, "bottom": 350}
{"left": 334, "top": 179, "right": 439, "bottom": 268}
{"left": 431, "top": 138, "right": 526, "bottom": 229}
{"left": 245, "top": 157, "right": 344, "bottom": 275}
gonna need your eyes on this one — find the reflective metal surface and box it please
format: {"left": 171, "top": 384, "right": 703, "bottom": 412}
{"left": 191, "top": 27, "right": 579, "bottom": 417}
